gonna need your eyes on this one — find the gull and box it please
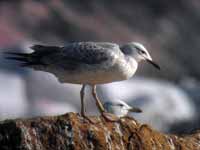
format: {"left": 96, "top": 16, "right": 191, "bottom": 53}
{"left": 4, "top": 42, "right": 160, "bottom": 122}
{"left": 104, "top": 100, "right": 142, "bottom": 118}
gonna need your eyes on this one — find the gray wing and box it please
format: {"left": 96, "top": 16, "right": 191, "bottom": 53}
{"left": 46, "top": 42, "right": 120, "bottom": 70}
{"left": 4, "top": 42, "right": 120, "bottom": 70}
{"left": 61, "top": 42, "right": 120, "bottom": 64}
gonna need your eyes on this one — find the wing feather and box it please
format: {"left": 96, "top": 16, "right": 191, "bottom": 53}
{"left": 60, "top": 42, "right": 119, "bottom": 64}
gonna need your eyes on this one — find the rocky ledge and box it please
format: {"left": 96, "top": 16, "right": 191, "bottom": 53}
{"left": 0, "top": 112, "right": 199, "bottom": 150}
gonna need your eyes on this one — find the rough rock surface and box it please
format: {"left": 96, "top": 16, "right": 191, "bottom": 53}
{"left": 0, "top": 113, "right": 200, "bottom": 150}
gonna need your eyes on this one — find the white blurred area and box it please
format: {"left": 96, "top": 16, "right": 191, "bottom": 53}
{"left": 101, "top": 78, "right": 195, "bottom": 131}
{"left": 0, "top": 71, "right": 27, "bottom": 120}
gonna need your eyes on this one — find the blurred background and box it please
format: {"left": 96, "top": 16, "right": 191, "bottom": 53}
{"left": 0, "top": 0, "right": 200, "bottom": 134}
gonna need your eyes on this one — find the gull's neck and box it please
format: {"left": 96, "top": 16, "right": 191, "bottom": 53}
{"left": 125, "top": 55, "right": 138, "bottom": 69}
{"left": 120, "top": 55, "right": 138, "bottom": 79}
{"left": 128, "top": 53, "right": 143, "bottom": 62}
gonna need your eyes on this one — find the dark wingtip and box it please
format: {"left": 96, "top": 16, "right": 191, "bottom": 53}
{"left": 30, "top": 44, "right": 61, "bottom": 51}
{"left": 4, "top": 51, "right": 46, "bottom": 67}
{"left": 3, "top": 52, "right": 29, "bottom": 57}
{"left": 30, "top": 45, "right": 43, "bottom": 50}
{"left": 4, "top": 56, "right": 28, "bottom": 62}
{"left": 3, "top": 52, "right": 30, "bottom": 62}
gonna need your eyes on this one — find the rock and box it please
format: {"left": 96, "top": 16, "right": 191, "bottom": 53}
{"left": 0, "top": 113, "right": 199, "bottom": 150}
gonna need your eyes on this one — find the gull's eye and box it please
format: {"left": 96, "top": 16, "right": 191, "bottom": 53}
{"left": 140, "top": 50, "right": 146, "bottom": 55}
{"left": 134, "top": 46, "right": 146, "bottom": 55}
{"left": 117, "top": 104, "right": 123, "bottom": 107}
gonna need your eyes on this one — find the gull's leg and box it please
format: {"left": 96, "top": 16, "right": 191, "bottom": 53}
{"left": 80, "top": 84, "right": 86, "bottom": 116}
{"left": 91, "top": 85, "right": 105, "bottom": 112}
{"left": 80, "top": 84, "right": 94, "bottom": 123}
{"left": 91, "top": 85, "right": 119, "bottom": 122}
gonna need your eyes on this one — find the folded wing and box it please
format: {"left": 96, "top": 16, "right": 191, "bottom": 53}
{"left": 4, "top": 42, "right": 120, "bottom": 70}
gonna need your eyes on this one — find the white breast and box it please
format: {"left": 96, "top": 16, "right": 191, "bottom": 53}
{"left": 115, "top": 56, "right": 138, "bottom": 80}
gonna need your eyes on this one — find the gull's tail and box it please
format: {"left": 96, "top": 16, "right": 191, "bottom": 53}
{"left": 4, "top": 45, "right": 60, "bottom": 67}
{"left": 4, "top": 45, "right": 49, "bottom": 67}
{"left": 4, "top": 51, "right": 45, "bottom": 67}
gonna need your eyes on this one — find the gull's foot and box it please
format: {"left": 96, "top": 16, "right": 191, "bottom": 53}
{"left": 101, "top": 112, "right": 119, "bottom": 122}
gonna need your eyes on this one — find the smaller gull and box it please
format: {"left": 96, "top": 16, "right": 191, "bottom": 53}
{"left": 4, "top": 42, "right": 160, "bottom": 122}
{"left": 104, "top": 100, "right": 142, "bottom": 118}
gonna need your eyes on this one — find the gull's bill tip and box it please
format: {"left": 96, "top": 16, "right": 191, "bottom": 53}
{"left": 129, "top": 107, "right": 142, "bottom": 113}
{"left": 146, "top": 59, "right": 160, "bottom": 70}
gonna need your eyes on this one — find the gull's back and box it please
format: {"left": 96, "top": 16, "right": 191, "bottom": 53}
{"left": 5, "top": 42, "right": 136, "bottom": 84}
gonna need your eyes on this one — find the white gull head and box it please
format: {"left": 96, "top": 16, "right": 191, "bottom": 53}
{"left": 103, "top": 100, "right": 142, "bottom": 117}
{"left": 121, "top": 42, "right": 160, "bottom": 70}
